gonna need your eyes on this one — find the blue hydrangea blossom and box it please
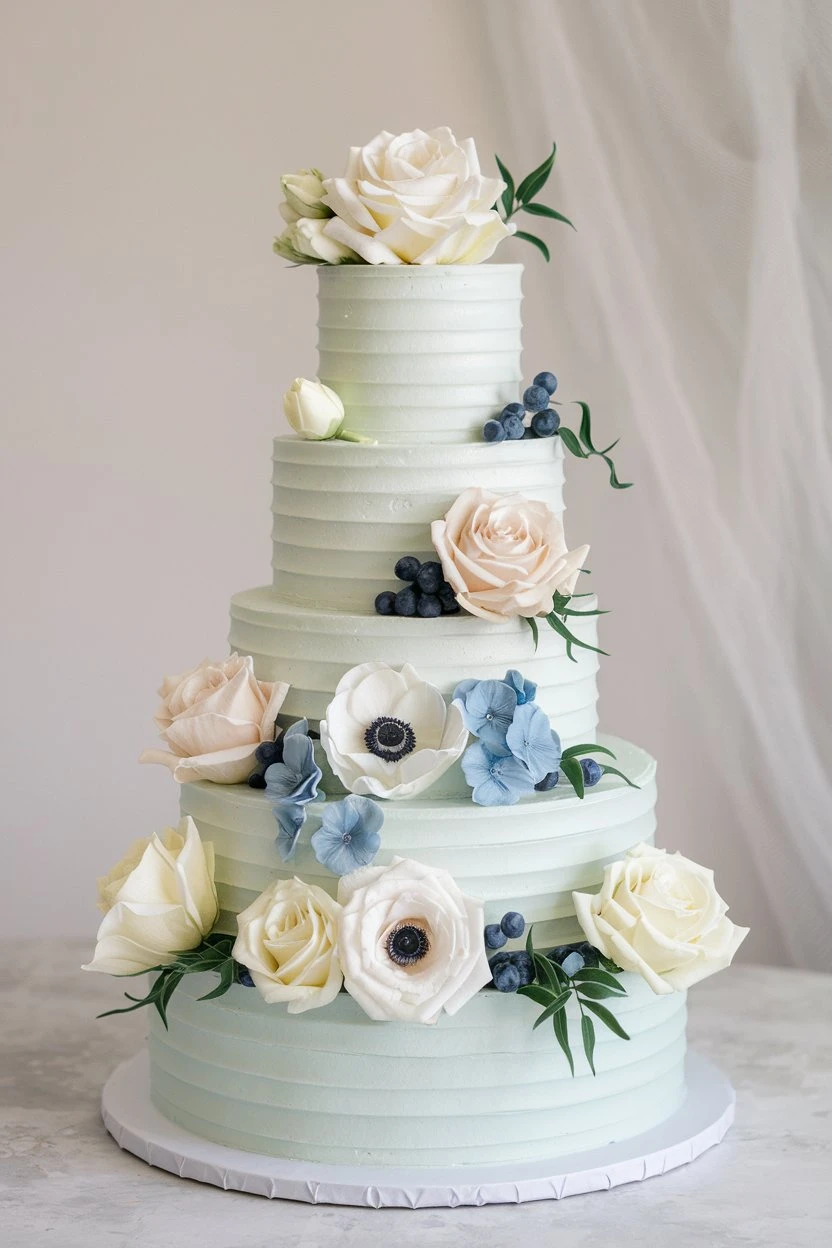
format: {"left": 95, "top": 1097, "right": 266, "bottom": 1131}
{"left": 311, "top": 795, "right": 383, "bottom": 876}
{"left": 461, "top": 742, "right": 537, "bottom": 807}
{"left": 503, "top": 670, "right": 537, "bottom": 705}
{"left": 505, "top": 703, "right": 562, "bottom": 784}
{"left": 265, "top": 719, "right": 324, "bottom": 861}
{"left": 452, "top": 678, "right": 517, "bottom": 754}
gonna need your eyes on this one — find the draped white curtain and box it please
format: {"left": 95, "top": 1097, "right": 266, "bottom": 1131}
{"left": 475, "top": 0, "right": 832, "bottom": 969}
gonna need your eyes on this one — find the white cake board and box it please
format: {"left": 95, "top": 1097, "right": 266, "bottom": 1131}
{"left": 101, "top": 1050, "right": 734, "bottom": 1208}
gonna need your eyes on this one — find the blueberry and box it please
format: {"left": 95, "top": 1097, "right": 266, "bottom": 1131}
{"left": 247, "top": 770, "right": 267, "bottom": 789}
{"left": 484, "top": 923, "right": 508, "bottom": 950}
{"left": 439, "top": 587, "right": 460, "bottom": 614}
{"left": 503, "top": 413, "right": 526, "bottom": 440}
{"left": 417, "top": 594, "right": 442, "bottom": 618}
{"left": 522, "top": 427, "right": 536, "bottom": 439}
{"left": 533, "top": 371, "right": 558, "bottom": 395}
{"left": 394, "top": 555, "right": 422, "bottom": 583}
{"left": 576, "top": 941, "right": 600, "bottom": 967}
{"left": 534, "top": 770, "right": 559, "bottom": 792}
{"left": 509, "top": 951, "right": 534, "bottom": 986}
{"left": 580, "top": 758, "right": 603, "bottom": 787}
{"left": 492, "top": 962, "right": 521, "bottom": 993}
{"left": 483, "top": 419, "right": 506, "bottom": 443}
{"left": 500, "top": 911, "right": 525, "bottom": 940}
{"left": 375, "top": 590, "right": 397, "bottom": 615}
{"left": 394, "top": 587, "right": 418, "bottom": 616}
{"left": 531, "top": 409, "right": 560, "bottom": 438}
{"left": 523, "top": 384, "right": 550, "bottom": 413}
{"left": 415, "top": 561, "right": 444, "bottom": 595}
{"left": 236, "top": 966, "right": 255, "bottom": 988}
{"left": 561, "top": 950, "right": 586, "bottom": 977}
{"left": 549, "top": 943, "right": 580, "bottom": 967}
{"left": 255, "top": 739, "right": 283, "bottom": 767}
{"left": 488, "top": 951, "right": 512, "bottom": 971}
{"left": 500, "top": 402, "right": 526, "bottom": 422}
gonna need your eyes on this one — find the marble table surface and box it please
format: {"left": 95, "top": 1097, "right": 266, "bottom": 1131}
{"left": 2, "top": 943, "right": 830, "bottom": 1248}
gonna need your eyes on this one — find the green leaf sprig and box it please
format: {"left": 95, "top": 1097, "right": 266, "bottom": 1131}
{"left": 558, "top": 743, "right": 640, "bottom": 797}
{"left": 517, "top": 929, "right": 631, "bottom": 1075}
{"left": 523, "top": 589, "right": 608, "bottom": 663}
{"left": 96, "top": 934, "right": 243, "bottom": 1029}
{"left": 495, "top": 142, "right": 574, "bottom": 263}
{"left": 557, "top": 401, "right": 632, "bottom": 490}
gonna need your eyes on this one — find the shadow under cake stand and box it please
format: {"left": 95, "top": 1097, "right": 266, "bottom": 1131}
{"left": 101, "top": 1050, "right": 734, "bottom": 1208}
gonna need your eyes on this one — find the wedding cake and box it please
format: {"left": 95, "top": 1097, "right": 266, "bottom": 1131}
{"left": 86, "top": 128, "right": 747, "bottom": 1196}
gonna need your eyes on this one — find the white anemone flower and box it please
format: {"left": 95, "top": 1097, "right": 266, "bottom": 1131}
{"left": 320, "top": 661, "right": 468, "bottom": 800}
{"left": 337, "top": 856, "right": 492, "bottom": 1023}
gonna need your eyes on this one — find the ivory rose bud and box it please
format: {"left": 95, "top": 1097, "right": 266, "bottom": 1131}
{"left": 283, "top": 377, "right": 345, "bottom": 440}
{"left": 573, "top": 843, "right": 749, "bottom": 995}
{"left": 431, "top": 487, "right": 589, "bottom": 622}
{"left": 321, "top": 127, "right": 515, "bottom": 265}
{"left": 281, "top": 168, "right": 330, "bottom": 219}
{"left": 140, "top": 654, "right": 289, "bottom": 784}
{"left": 232, "top": 877, "right": 343, "bottom": 1013}
{"left": 83, "top": 817, "right": 218, "bottom": 975}
{"left": 337, "top": 856, "right": 492, "bottom": 1024}
{"left": 273, "top": 217, "right": 358, "bottom": 265}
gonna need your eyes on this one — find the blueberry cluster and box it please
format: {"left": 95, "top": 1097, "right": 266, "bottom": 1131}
{"left": 247, "top": 736, "right": 284, "bottom": 789}
{"left": 484, "top": 911, "right": 532, "bottom": 993}
{"left": 547, "top": 941, "right": 599, "bottom": 976}
{"left": 374, "top": 556, "right": 460, "bottom": 619}
{"left": 483, "top": 370, "right": 561, "bottom": 443}
{"left": 534, "top": 756, "right": 603, "bottom": 794}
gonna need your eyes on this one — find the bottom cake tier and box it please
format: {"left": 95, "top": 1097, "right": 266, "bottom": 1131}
{"left": 148, "top": 972, "right": 687, "bottom": 1167}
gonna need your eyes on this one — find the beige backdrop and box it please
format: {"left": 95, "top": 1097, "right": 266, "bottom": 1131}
{"left": 3, "top": 0, "right": 824, "bottom": 965}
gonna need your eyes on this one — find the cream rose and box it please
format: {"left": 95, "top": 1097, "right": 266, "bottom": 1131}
{"left": 431, "top": 487, "right": 589, "bottom": 622}
{"left": 283, "top": 377, "right": 344, "bottom": 440}
{"left": 321, "top": 127, "right": 515, "bottom": 265}
{"left": 232, "top": 877, "right": 343, "bottom": 1013}
{"left": 573, "top": 843, "right": 749, "bottom": 995}
{"left": 83, "top": 817, "right": 218, "bottom": 976}
{"left": 280, "top": 168, "right": 330, "bottom": 219}
{"left": 140, "top": 654, "right": 289, "bottom": 785}
{"left": 337, "top": 857, "right": 492, "bottom": 1024}
{"left": 273, "top": 215, "right": 358, "bottom": 265}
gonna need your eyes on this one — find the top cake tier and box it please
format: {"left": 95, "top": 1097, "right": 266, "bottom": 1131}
{"left": 317, "top": 264, "right": 523, "bottom": 445}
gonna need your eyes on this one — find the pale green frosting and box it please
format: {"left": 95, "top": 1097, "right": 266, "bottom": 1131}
{"left": 149, "top": 973, "right": 686, "bottom": 1165}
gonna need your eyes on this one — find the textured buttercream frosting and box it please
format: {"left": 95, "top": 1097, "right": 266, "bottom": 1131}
{"left": 318, "top": 264, "right": 523, "bottom": 443}
{"left": 149, "top": 971, "right": 686, "bottom": 1166}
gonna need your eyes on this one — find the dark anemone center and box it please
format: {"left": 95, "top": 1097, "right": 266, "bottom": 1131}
{"left": 386, "top": 922, "right": 431, "bottom": 967}
{"left": 364, "top": 716, "right": 416, "bottom": 763}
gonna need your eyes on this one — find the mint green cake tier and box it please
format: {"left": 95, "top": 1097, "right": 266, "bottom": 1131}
{"left": 148, "top": 973, "right": 686, "bottom": 1166}
{"left": 179, "top": 734, "right": 655, "bottom": 949}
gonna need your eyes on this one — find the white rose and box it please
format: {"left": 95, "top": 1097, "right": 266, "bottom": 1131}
{"left": 320, "top": 661, "right": 468, "bottom": 800}
{"left": 273, "top": 216, "right": 358, "bottom": 265}
{"left": 281, "top": 168, "right": 330, "bottom": 219}
{"left": 321, "top": 126, "right": 515, "bottom": 265}
{"left": 140, "top": 654, "right": 289, "bottom": 784}
{"left": 232, "top": 877, "right": 343, "bottom": 1013}
{"left": 337, "top": 857, "right": 492, "bottom": 1023}
{"left": 83, "top": 817, "right": 218, "bottom": 975}
{"left": 573, "top": 843, "right": 749, "bottom": 995}
{"left": 431, "top": 487, "right": 589, "bottom": 622}
{"left": 283, "top": 377, "right": 345, "bottom": 440}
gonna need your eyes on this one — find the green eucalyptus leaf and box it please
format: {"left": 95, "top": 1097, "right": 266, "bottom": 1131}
{"left": 520, "top": 202, "right": 575, "bottom": 229}
{"left": 517, "top": 983, "right": 558, "bottom": 1008}
{"left": 514, "top": 231, "right": 551, "bottom": 263}
{"left": 603, "top": 453, "right": 633, "bottom": 489}
{"left": 581, "top": 1013, "right": 597, "bottom": 1074}
{"left": 495, "top": 154, "right": 515, "bottom": 219}
{"left": 516, "top": 142, "right": 557, "bottom": 204}
{"left": 533, "top": 952, "right": 568, "bottom": 993}
{"left": 600, "top": 765, "right": 640, "bottom": 789}
{"left": 576, "top": 402, "right": 595, "bottom": 452}
{"left": 597, "top": 952, "right": 625, "bottom": 975}
{"left": 198, "top": 961, "right": 236, "bottom": 1002}
{"left": 525, "top": 922, "right": 535, "bottom": 959}
{"left": 561, "top": 744, "right": 617, "bottom": 762}
{"left": 575, "top": 981, "right": 627, "bottom": 1001}
{"left": 560, "top": 755, "right": 585, "bottom": 798}
{"left": 523, "top": 614, "right": 540, "bottom": 651}
{"left": 532, "top": 991, "right": 572, "bottom": 1030}
{"left": 545, "top": 610, "right": 608, "bottom": 660}
{"left": 557, "top": 427, "right": 588, "bottom": 458}
{"left": 573, "top": 967, "right": 627, "bottom": 992}
{"left": 581, "top": 998, "right": 631, "bottom": 1041}
{"left": 552, "top": 1004, "right": 575, "bottom": 1075}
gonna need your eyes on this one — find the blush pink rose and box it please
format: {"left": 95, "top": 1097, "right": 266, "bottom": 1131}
{"left": 430, "top": 488, "right": 589, "bottom": 622}
{"left": 140, "top": 654, "right": 289, "bottom": 784}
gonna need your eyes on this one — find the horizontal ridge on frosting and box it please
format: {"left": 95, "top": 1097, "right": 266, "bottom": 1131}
{"left": 149, "top": 974, "right": 685, "bottom": 1165}
{"left": 271, "top": 436, "right": 565, "bottom": 610}
{"left": 317, "top": 264, "right": 523, "bottom": 443}
{"left": 228, "top": 586, "right": 599, "bottom": 747}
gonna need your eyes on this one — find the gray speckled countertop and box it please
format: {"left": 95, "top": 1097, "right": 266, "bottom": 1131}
{"left": 1, "top": 943, "right": 830, "bottom": 1247}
